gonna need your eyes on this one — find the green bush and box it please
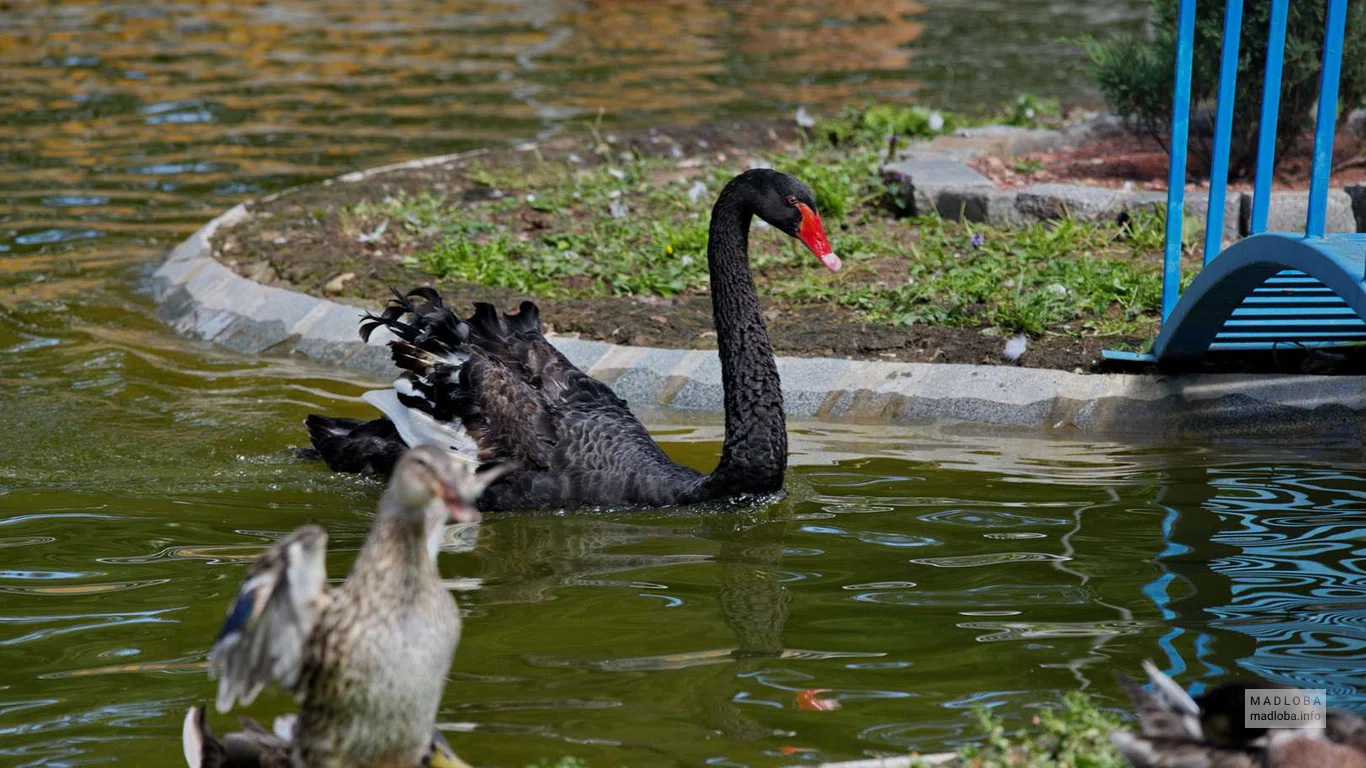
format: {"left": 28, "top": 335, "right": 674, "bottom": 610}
{"left": 1082, "top": 0, "right": 1366, "bottom": 176}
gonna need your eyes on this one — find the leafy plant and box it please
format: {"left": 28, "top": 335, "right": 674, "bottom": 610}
{"left": 957, "top": 692, "right": 1127, "bottom": 767}
{"left": 1002, "top": 93, "right": 1061, "bottom": 128}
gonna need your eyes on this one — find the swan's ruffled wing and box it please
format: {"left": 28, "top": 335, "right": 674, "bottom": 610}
{"left": 207, "top": 526, "right": 329, "bottom": 713}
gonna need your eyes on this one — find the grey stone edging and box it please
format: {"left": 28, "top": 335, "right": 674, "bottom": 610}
{"left": 149, "top": 150, "right": 1366, "bottom": 440}
{"left": 881, "top": 115, "right": 1363, "bottom": 239}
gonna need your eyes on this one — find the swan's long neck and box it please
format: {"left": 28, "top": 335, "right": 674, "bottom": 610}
{"left": 702, "top": 186, "right": 787, "bottom": 496}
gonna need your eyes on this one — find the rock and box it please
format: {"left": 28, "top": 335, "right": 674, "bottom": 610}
{"left": 1256, "top": 190, "right": 1355, "bottom": 234}
{"left": 243, "top": 261, "right": 275, "bottom": 283}
{"left": 1060, "top": 113, "right": 1129, "bottom": 143}
{"left": 1347, "top": 108, "right": 1366, "bottom": 137}
{"left": 938, "top": 187, "right": 1028, "bottom": 227}
{"left": 1014, "top": 183, "right": 1133, "bottom": 223}
{"left": 1184, "top": 191, "right": 1246, "bottom": 245}
{"left": 952, "top": 125, "right": 1066, "bottom": 155}
{"left": 323, "top": 272, "right": 356, "bottom": 294}
{"left": 881, "top": 158, "right": 993, "bottom": 217}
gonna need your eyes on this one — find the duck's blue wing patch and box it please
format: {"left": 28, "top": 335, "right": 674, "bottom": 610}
{"left": 206, "top": 526, "right": 329, "bottom": 713}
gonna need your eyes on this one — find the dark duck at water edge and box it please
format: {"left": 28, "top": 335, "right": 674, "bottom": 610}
{"left": 304, "top": 169, "right": 842, "bottom": 511}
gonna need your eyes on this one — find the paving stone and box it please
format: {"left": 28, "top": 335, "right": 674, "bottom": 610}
{"left": 1060, "top": 113, "right": 1128, "bottom": 143}
{"left": 1182, "top": 191, "right": 1246, "bottom": 245}
{"left": 950, "top": 125, "right": 1066, "bottom": 155}
{"left": 1258, "top": 190, "right": 1355, "bottom": 234}
{"left": 1014, "top": 183, "right": 1133, "bottom": 223}
{"left": 776, "top": 357, "right": 861, "bottom": 417}
{"left": 881, "top": 158, "right": 993, "bottom": 217}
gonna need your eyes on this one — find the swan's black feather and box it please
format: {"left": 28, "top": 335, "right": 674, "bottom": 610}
{"left": 310, "top": 287, "right": 705, "bottom": 510}
{"left": 303, "top": 415, "right": 404, "bottom": 476}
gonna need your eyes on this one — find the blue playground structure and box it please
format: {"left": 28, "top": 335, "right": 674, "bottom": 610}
{"left": 1104, "top": 0, "right": 1366, "bottom": 367}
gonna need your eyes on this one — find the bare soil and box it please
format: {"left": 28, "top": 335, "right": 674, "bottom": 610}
{"left": 208, "top": 119, "right": 1144, "bottom": 373}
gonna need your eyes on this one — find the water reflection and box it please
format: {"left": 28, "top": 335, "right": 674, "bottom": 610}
{"left": 7, "top": 0, "right": 1366, "bottom": 764}
{"left": 1150, "top": 464, "right": 1366, "bottom": 708}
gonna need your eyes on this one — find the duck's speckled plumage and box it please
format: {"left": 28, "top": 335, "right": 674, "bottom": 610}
{"left": 187, "top": 445, "right": 505, "bottom": 768}
{"left": 1112, "top": 661, "right": 1366, "bottom": 768}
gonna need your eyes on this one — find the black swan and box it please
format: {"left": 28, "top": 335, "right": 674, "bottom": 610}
{"left": 305, "top": 169, "right": 840, "bottom": 510}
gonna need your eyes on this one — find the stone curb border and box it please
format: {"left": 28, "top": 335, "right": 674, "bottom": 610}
{"left": 150, "top": 149, "right": 1366, "bottom": 439}
{"left": 881, "top": 115, "right": 1365, "bottom": 242}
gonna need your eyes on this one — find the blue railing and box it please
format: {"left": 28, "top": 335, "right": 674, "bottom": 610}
{"left": 1162, "top": 0, "right": 1351, "bottom": 320}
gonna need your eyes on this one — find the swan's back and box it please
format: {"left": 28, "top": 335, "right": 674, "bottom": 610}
{"left": 361, "top": 290, "right": 705, "bottom": 509}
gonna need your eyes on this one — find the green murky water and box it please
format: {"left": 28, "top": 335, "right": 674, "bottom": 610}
{"left": 5, "top": 1, "right": 1366, "bottom": 766}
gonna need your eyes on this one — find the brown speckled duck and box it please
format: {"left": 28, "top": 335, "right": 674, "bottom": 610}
{"left": 182, "top": 444, "right": 510, "bottom": 768}
{"left": 1112, "top": 660, "right": 1366, "bottom": 768}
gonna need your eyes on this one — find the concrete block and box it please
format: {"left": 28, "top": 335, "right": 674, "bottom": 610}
{"left": 776, "top": 357, "right": 861, "bottom": 417}
{"left": 937, "top": 187, "right": 1027, "bottom": 227}
{"left": 292, "top": 300, "right": 368, "bottom": 342}
{"left": 548, "top": 336, "right": 616, "bottom": 373}
{"left": 1348, "top": 108, "right": 1366, "bottom": 137}
{"left": 1015, "top": 183, "right": 1133, "bottom": 223}
{"left": 1259, "top": 190, "right": 1355, "bottom": 234}
{"left": 1060, "top": 113, "right": 1128, "bottom": 144}
{"left": 881, "top": 158, "right": 993, "bottom": 217}
{"left": 213, "top": 317, "right": 292, "bottom": 355}
{"left": 600, "top": 347, "right": 687, "bottom": 407}
{"left": 669, "top": 354, "right": 725, "bottom": 412}
{"left": 292, "top": 337, "right": 354, "bottom": 367}
{"left": 951, "top": 125, "right": 1067, "bottom": 155}
{"left": 1183, "top": 191, "right": 1246, "bottom": 244}
{"left": 345, "top": 344, "right": 397, "bottom": 379}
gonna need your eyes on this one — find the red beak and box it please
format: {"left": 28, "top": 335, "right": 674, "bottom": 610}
{"left": 794, "top": 202, "right": 841, "bottom": 272}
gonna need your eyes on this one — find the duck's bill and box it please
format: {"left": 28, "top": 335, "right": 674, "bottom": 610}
{"left": 794, "top": 202, "right": 841, "bottom": 272}
{"left": 441, "top": 490, "right": 481, "bottom": 524}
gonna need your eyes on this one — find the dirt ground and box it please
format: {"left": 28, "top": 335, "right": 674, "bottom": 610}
{"left": 209, "top": 119, "right": 1149, "bottom": 373}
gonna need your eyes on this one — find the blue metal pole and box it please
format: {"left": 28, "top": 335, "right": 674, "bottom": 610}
{"left": 1163, "top": 0, "right": 1197, "bottom": 321}
{"left": 1204, "top": 0, "right": 1244, "bottom": 264}
{"left": 1250, "top": 0, "right": 1290, "bottom": 234}
{"left": 1306, "top": 0, "right": 1348, "bottom": 238}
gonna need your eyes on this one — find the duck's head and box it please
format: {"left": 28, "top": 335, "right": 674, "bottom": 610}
{"left": 386, "top": 444, "right": 514, "bottom": 528}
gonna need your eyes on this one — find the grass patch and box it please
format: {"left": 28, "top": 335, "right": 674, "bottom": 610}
{"left": 326, "top": 102, "right": 1162, "bottom": 341}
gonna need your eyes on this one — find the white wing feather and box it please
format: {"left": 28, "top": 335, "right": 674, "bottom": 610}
{"left": 361, "top": 388, "right": 479, "bottom": 462}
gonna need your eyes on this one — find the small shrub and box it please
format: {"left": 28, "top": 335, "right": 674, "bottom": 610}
{"left": 957, "top": 692, "right": 1127, "bottom": 767}
{"left": 1001, "top": 93, "right": 1062, "bottom": 129}
{"left": 1082, "top": 0, "right": 1366, "bottom": 177}
{"left": 810, "top": 103, "right": 958, "bottom": 149}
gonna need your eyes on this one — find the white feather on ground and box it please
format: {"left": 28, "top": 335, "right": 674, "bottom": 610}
{"left": 1001, "top": 333, "right": 1028, "bottom": 362}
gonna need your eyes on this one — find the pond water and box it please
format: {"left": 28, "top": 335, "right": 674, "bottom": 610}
{"left": 5, "top": 1, "right": 1366, "bottom": 766}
